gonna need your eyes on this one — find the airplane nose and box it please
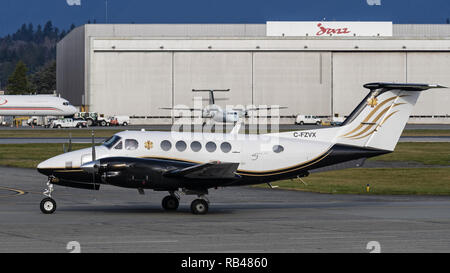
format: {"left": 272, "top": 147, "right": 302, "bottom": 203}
{"left": 69, "top": 106, "right": 78, "bottom": 115}
{"left": 81, "top": 160, "right": 100, "bottom": 174}
{"left": 37, "top": 159, "right": 53, "bottom": 175}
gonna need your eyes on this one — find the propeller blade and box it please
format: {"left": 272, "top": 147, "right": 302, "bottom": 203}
{"left": 68, "top": 132, "right": 72, "bottom": 152}
{"left": 91, "top": 130, "right": 96, "bottom": 161}
{"left": 91, "top": 130, "right": 96, "bottom": 189}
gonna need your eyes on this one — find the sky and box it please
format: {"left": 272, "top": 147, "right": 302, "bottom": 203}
{"left": 0, "top": 0, "right": 449, "bottom": 36}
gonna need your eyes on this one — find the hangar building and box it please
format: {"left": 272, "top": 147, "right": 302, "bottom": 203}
{"left": 57, "top": 23, "right": 450, "bottom": 124}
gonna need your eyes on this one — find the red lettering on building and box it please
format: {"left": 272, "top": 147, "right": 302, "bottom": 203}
{"left": 316, "top": 23, "right": 351, "bottom": 36}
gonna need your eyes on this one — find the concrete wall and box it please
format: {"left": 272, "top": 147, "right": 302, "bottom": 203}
{"left": 332, "top": 52, "right": 407, "bottom": 116}
{"left": 56, "top": 26, "right": 85, "bottom": 106}
{"left": 90, "top": 52, "right": 172, "bottom": 116}
{"left": 253, "top": 52, "right": 331, "bottom": 116}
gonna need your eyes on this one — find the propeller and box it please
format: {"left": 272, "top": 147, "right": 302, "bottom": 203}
{"left": 91, "top": 130, "right": 97, "bottom": 189}
{"left": 68, "top": 132, "right": 72, "bottom": 152}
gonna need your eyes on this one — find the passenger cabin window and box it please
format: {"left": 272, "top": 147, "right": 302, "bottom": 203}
{"left": 272, "top": 145, "right": 284, "bottom": 153}
{"left": 176, "top": 140, "right": 187, "bottom": 152}
{"left": 160, "top": 140, "right": 172, "bottom": 151}
{"left": 125, "top": 139, "right": 138, "bottom": 150}
{"left": 114, "top": 141, "right": 123, "bottom": 150}
{"left": 190, "top": 141, "right": 202, "bottom": 152}
{"left": 205, "top": 142, "right": 217, "bottom": 152}
{"left": 220, "top": 142, "right": 232, "bottom": 153}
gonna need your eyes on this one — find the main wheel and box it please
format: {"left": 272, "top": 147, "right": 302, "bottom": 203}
{"left": 190, "top": 199, "right": 209, "bottom": 215}
{"left": 40, "top": 197, "right": 56, "bottom": 214}
{"left": 162, "top": 195, "right": 179, "bottom": 211}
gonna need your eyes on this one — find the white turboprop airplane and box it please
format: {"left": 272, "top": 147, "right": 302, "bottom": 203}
{"left": 162, "top": 89, "right": 286, "bottom": 124}
{"left": 0, "top": 95, "right": 77, "bottom": 116}
{"left": 37, "top": 83, "right": 446, "bottom": 214}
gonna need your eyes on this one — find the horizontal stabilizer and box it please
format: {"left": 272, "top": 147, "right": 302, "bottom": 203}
{"left": 164, "top": 161, "right": 240, "bottom": 179}
{"left": 363, "top": 82, "right": 447, "bottom": 91}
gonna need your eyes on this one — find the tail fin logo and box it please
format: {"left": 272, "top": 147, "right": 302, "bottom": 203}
{"left": 367, "top": 96, "right": 378, "bottom": 108}
{"left": 340, "top": 95, "right": 408, "bottom": 140}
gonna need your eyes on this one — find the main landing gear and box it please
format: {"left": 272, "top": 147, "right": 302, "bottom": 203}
{"left": 161, "top": 190, "right": 210, "bottom": 215}
{"left": 40, "top": 178, "right": 56, "bottom": 214}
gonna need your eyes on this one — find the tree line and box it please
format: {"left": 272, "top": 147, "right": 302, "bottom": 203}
{"left": 0, "top": 21, "right": 76, "bottom": 94}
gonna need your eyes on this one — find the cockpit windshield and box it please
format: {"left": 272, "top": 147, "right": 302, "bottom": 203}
{"left": 63, "top": 102, "right": 69, "bottom": 106}
{"left": 103, "top": 135, "right": 122, "bottom": 149}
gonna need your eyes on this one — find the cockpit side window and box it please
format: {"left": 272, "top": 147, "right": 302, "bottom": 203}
{"left": 63, "top": 102, "right": 69, "bottom": 106}
{"left": 114, "top": 141, "right": 123, "bottom": 150}
{"left": 125, "top": 139, "right": 139, "bottom": 150}
{"left": 103, "top": 135, "right": 121, "bottom": 149}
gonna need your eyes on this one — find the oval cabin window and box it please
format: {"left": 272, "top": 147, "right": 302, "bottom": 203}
{"left": 190, "top": 141, "right": 202, "bottom": 152}
{"left": 205, "top": 142, "right": 217, "bottom": 152}
{"left": 176, "top": 140, "right": 187, "bottom": 152}
{"left": 272, "top": 145, "right": 284, "bottom": 153}
{"left": 220, "top": 142, "right": 232, "bottom": 153}
{"left": 160, "top": 140, "right": 172, "bottom": 151}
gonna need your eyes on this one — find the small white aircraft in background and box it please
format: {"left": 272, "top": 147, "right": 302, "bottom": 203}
{"left": 161, "top": 89, "right": 286, "bottom": 124}
{"left": 37, "top": 82, "right": 446, "bottom": 215}
{"left": 0, "top": 95, "right": 78, "bottom": 116}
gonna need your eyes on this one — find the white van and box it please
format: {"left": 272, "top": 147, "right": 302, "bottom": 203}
{"left": 295, "top": 115, "right": 322, "bottom": 125}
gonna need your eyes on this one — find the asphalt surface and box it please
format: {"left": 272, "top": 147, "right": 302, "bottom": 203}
{"left": 1, "top": 166, "right": 450, "bottom": 253}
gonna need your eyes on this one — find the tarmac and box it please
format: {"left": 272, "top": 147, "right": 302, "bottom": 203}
{"left": 1, "top": 166, "right": 450, "bottom": 253}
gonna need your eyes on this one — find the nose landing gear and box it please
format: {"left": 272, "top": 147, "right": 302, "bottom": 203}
{"left": 40, "top": 178, "right": 56, "bottom": 214}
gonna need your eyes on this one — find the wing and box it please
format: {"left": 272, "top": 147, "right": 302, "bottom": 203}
{"left": 246, "top": 106, "right": 288, "bottom": 111}
{"left": 82, "top": 157, "right": 240, "bottom": 180}
{"left": 164, "top": 161, "right": 240, "bottom": 179}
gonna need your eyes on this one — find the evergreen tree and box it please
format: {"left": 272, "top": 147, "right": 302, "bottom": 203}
{"left": 6, "top": 61, "right": 31, "bottom": 94}
{"left": 30, "top": 60, "right": 56, "bottom": 94}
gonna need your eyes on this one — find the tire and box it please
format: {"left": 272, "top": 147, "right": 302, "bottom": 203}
{"left": 86, "top": 119, "right": 93, "bottom": 127}
{"left": 162, "top": 196, "right": 179, "bottom": 211}
{"left": 190, "top": 199, "right": 208, "bottom": 215}
{"left": 299, "top": 121, "right": 304, "bottom": 125}
{"left": 40, "top": 197, "right": 56, "bottom": 214}
{"left": 100, "top": 120, "right": 106, "bottom": 126}
{"left": 316, "top": 121, "right": 321, "bottom": 125}
{"left": 122, "top": 122, "right": 128, "bottom": 126}
{"left": 57, "top": 125, "right": 62, "bottom": 128}
{"left": 77, "top": 124, "right": 82, "bottom": 128}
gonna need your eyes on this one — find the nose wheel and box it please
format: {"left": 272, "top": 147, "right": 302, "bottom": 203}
{"left": 40, "top": 197, "right": 56, "bottom": 214}
{"left": 40, "top": 178, "right": 57, "bottom": 214}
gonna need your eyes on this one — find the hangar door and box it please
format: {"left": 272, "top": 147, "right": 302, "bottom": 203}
{"left": 332, "top": 52, "right": 407, "bottom": 117}
{"left": 90, "top": 52, "right": 173, "bottom": 116}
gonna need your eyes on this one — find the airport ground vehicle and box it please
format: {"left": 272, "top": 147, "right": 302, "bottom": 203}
{"left": 37, "top": 82, "right": 446, "bottom": 215}
{"left": 108, "top": 115, "right": 130, "bottom": 126}
{"left": 51, "top": 118, "right": 87, "bottom": 128}
{"left": 295, "top": 115, "right": 322, "bottom": 125}
{"left": 74, "top": 112, "right": 109, "bottom": 126}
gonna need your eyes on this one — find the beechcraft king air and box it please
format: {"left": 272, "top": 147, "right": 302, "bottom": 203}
{"left": 37, "top": 83, "right": 446, "bottom": 214}
{"left": 0, "top": 95, "right": 77, "bottom": 116}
